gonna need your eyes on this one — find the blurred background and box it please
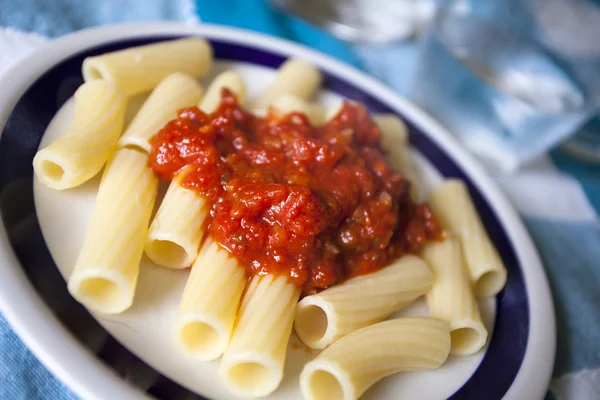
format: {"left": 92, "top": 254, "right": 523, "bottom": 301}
{"left": 0, "top": 1, "right": 599, "bottom": 399}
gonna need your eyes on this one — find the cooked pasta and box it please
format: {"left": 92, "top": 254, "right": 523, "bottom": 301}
{"left": 145, "top": 72, "right": 247, "bottom": 268}
{"left": 33, "top": 81, "right": 126, "bottom": 190}
{"left": 252, "top": 58, "right": 322, "bottom": 109}
{"left": 421, "top": 237, "right": 488, "bottom": 356}
{"left": 272, "top": 94, "right": 325, "bottom": 125}
{"left": 117, "top": 73, "right": 204, "bottom": 153}
{"left": 144, "top": 166, "right": 209, "bottom": 269}
{"left": 374, "top": 114, "right": 409, "bottom": 144}
{"left": 82, "top": 38, "right": 212, "bottom": 95}
{"left": 300, "top": 317, "right": 451, "bottom": 400}
{"left": 219, "top": 274, "right": 301, "bottom": 398}
{"left": 428, "top": 179, "right": 507, "bottom": 297}
{"left": 199, "top": 71, "right": 247, "bottom": 113}
{"left": 294, "top": 255, "right": 433, "bottom": 349}
{"left": 174, "top": 239, "right": 247, "bottom": 360}
{"left": 67, "top": 148, "right": 158, "bottom": 314}
{"left": 325, "top": 102, "right": 344, "bottom": 122}
{"left": 40, "top": 46, "right": 505, "bottom": 399}
{"left": 374, "top": 114, "right": 420, "bottom": 200}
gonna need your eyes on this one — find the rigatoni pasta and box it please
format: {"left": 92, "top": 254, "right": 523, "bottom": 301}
{"left": 144, "top": 166, "right": 209, "bottom": 269}
{"left": 174, "top": 239, "right": 246, "bottom": 360}
{"left": 67, "top": 148, "right": 158, "bottom": 314}
{"left": 199, "top": 71, "right": 246, "bottom": 113}
{"left": 294, "top": 255, "right": 433, "bottom": 349}
{"left": 252, "top": 58, "right": 322, "bottom": 110}
{"left": 428, "top": 179, "right": 507, "bottom": 297}
{"left": 37, "top": 39, "right": 511, "bottom": 400}
{"left": 421, "top": 237, "right": 488, "bottom": 355}
{"left": 82, "top": 38, "right": 212, "bottom": 95}
{"left": 300, "top": 317, "right": 451, "bottom": 400}
{"left": 144, "top": 71, "right": 247, "bottom": 269}
{"left": 374, "top": 114, "right": 409, "bottom": 144}
{"left": 374, "top": 113, "right": 420, "bottom": 200}
{"left": 219, "top": 275, "right": 301, "bottom": 398}
{"left": 118, "top": 72, "right": 204, "bottom": 153}
{"left": 33, "top": 81, "right": 126, "bottom": 190}
{"left": 272, "top": 94, "right": 325, "bottom": 125}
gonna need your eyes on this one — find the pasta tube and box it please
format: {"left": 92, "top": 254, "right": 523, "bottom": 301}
{"left": 82, "top": 38, "right": 213, "bottom": 95}
{"left": 199, "top": 71, "right": 246, "bottom": 113}
{"left": 145, "top": 73, "right": 247, "bottom": 269}
{"left": 174, "top": 239, "right": 247, "bottom": 360}
{"left": 374, "top": 114, "right": 409, "bottom": 145}
{"left": 324, "top": 102, "right": 344, "bottom": 122}
{"left": 67, "top": 148, "right": 158, "bottom": 314}
{"left": 144, "top": 166, "right": 209, "bottom": 269}
{"left": 33, "top": 81, "right": 126, "bottom": 190}
{"left": 294, "top": 255, "right": 433, "bottom": 349}
{"left": 374, "top": 114, "right": 420, "bottom": 200}
{"left": 422, "top": 237, "right": 488, "bottom": 356}
{"left": 252, "top": 58, "right": 322, "bottom": 109}
{"left": 118, "top": 73, "right": 204, "bottom": 153}
{"left": 300, "top": 317, "right": 451, "bottom": 400}
{"left": 219, "top": 274, "right": 300, "bottom": 398}
{"left": 428, "top": 179, "right": 507, "bottom": 297}
{"left": 272, "top": 94, "right": 325, "bottom": 125}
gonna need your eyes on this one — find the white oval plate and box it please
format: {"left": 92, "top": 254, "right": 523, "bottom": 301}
{"left": 0, "top": 23, "right": 555, "bottom": 400}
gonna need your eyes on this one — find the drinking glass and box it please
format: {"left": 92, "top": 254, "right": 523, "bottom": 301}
{"left": 412, "top": 0, "right": 600, "bottom": 171}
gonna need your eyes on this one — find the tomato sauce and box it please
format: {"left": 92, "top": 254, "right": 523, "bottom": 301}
{"left": 149, "top": 89, "right": 442, "bottom": 296}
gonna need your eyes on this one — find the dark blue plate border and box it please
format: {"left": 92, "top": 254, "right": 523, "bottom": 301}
{"left": 0, "top": 36, "right": 529, "bottom": 400}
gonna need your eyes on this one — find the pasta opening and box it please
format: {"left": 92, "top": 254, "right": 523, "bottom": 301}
{"left": 147, "top": 239, "right": 189, "bottom": 268}
{"left": 179, "top": 322, "right": 221, "bottom": 355}
{"left": 295, "top": 304, "right": 329, "bottom": 345}
{"left": 39, "top": 160, "right": 65, "bottom": 182}
{"left": 226, "top": 362, "right": 273, "bottom": 395}
{"left": 307, "top": 370, "right": 345, "bottom": 400}
{"left": 451, "top": 327, "right": 480, "bottom": 354}
{"left": 475, "top": 271, "right": 504, "bottom": 297}
{"left": 78, "top": 277, "right": 124, "bottom": 310}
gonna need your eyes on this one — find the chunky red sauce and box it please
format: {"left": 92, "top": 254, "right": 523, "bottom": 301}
{"left": 149, "top": 90, "right": 442, "bottom": 296}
